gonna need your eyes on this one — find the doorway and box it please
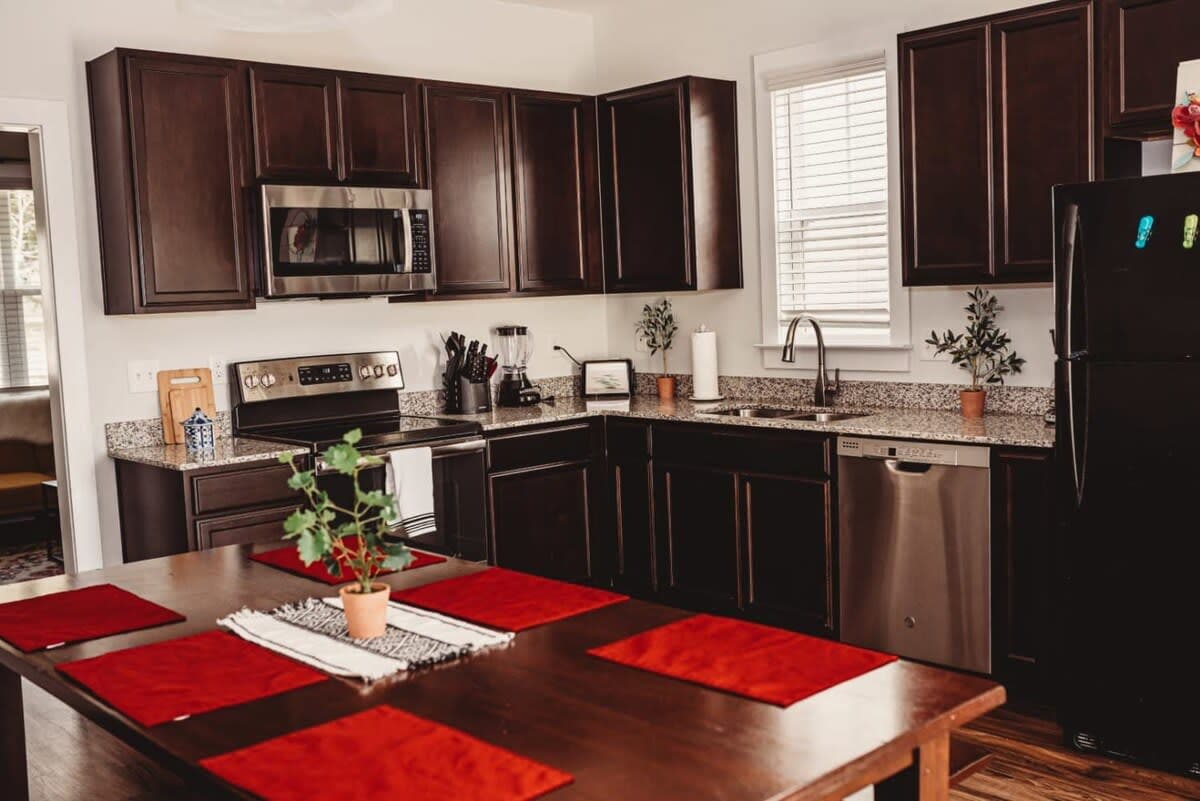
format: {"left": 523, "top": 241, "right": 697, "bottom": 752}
{"left": 0, "top": 98, "right": 102, "bottom": 578}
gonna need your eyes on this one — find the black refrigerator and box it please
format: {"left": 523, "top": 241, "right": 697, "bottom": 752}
{"left": 1053, "top": 171, "right": 1200, "bottom": 775}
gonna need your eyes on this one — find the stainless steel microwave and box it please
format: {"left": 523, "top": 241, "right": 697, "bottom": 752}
{"left": 260, "top": 185, "right": 436, "bottom": 298}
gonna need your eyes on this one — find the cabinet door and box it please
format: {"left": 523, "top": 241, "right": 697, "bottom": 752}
{"left": 900, "top": 26, "right": 993, "bottom": 286}
{"left": 195, "top": 506, "right": 295, "bottom": 550}
{"left": 124, "top": 54, "right": 254, "bottom": 310}
{"left": 1103, "top": 0, "right": 1200, "bottom": 135}
{"left": 510, "top": 91, "right": 603, "bottom": 293}
{"left": 250, "top": 64, "right": 340, "bottom": 182}
{"left": 423, "top": 83, "right": 514, "bottom": 294}
{"left": 992, "top": 448, "right": 1055, "bottom": 697}
{"left": 742, "top": 474, "right": 835, "bottom": 636}
{"left": 654, "top": 464, "right": 740, "bottom": 612}
{"left": 599, "top": 82, "right": 693, "bottom": 292}
{"left": 992, "top": 3, "right": 1093, "bottom": 282}
{"left": 607, "top": 420, "right": 654, "bottom": 595}
{"left": 338, "top": 73, "right": 423, "bottom": 186}
{"left": 489, "top": 463, "right": 593, "bottom": 582}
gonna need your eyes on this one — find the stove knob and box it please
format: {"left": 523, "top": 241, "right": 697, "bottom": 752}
{"left": 386, "top": 364, "right": 398, "bottom": 377}
{"left": 373, "top": 364, "right": 384, "bottom": 378}
{"left": 358, "top": 365, "right": 372, "bottom": 380}
{"left": 261, "top": 373, "right": 277, "bottom": 388}
{"left": 243, "top": 374, "right": 259, "bottom": 389}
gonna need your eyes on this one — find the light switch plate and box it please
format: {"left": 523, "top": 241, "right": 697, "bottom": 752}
{"left": 127, "top": 359, "right": 160, "bottom": 393}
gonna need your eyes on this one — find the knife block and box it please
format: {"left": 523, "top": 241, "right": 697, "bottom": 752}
{"left": 444, "top": 375, "right": 492, "bottom": 414}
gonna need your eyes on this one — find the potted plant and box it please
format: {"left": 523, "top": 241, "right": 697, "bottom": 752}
{"left": 925, "top": 287, "right": 1025, "bottom": 419}
{"left": 279, "top": 429, "right": 413, "bottom": 639}
{"left": 635, "top": 298, "right": 679, "bottom": 400}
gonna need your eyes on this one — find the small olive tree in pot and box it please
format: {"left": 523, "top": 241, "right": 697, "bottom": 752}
{"left": 925, "top": 287, "right": 1025, "bottom": 418}
{"left": 635, "top": 298, "right": 679, "bottom": 400}
{"left": 279, "top": 429, "right": 413, "bottom": 638}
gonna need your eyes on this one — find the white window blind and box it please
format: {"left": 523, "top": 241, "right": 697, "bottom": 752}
{"left": 0, "top": 186, "right": 46, "bottom": 389}
{"left": 771, "top": 59, "right": 889, "bottom": 334}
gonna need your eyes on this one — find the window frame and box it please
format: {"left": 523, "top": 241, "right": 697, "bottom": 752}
{"left": 753, "top": 36, "right": 911, "bottom": 372}
{"left": 0, "top": 174, "right": 48, "bottom": 391}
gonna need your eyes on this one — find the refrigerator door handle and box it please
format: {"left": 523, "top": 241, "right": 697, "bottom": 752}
{"left": 1066, "top": 359, "right": 1087, "bottom": 508}
{"left": 1062, "top": 202, "right": 1086, "bottom": 359}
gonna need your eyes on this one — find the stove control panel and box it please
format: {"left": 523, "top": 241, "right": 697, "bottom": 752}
{"left": 233, "top": 351, "right": 405, "bottom": 403}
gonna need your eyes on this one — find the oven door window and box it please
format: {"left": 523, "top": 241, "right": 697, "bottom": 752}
{"left": 270, "top": 207, "right": 397, "bottom": 276}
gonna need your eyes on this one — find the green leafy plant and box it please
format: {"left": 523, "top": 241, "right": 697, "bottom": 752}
{"left": 634, "top": 298, "right": 679, "bottom": 374}
{"left": 926, "top": 287, "right": 1026, "bottom": 390}
{"left": 279, "top": 429, "right": 412, "bottom": 594}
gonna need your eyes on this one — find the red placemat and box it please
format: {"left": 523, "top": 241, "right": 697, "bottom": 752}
{"left": 391, "top": 568, "right": 627, "bottom": 632}
{"left": 201, "top": 705, "right": 573, "bottom": 801}
{"left": 250, "top": 538, "right": 447, "bottom": 585}
{"left": 0, "top": 584, "right": 185, "bottom": 652}
{"left": 57, "top": 630, "right": 327, "bottom": 726}
{"left": 588, "top": 614, "right": 897, "bottom": 707}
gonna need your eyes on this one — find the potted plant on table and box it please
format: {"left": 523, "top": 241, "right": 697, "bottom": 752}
{"left": 925, "top": 287, "right": 1025, "bottom": 419}
{"left": 635, "top": 298, "right": 679, "bottom": 400}
{"left": 279, "top": 429, "right": 412, "bottom": 639}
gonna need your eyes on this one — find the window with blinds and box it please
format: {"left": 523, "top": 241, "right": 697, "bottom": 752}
{"left": 0, "top": 186, "right": 46, "bottom": 389}
{"left": 770, "top": 59, "right": 889, "bottom": 337}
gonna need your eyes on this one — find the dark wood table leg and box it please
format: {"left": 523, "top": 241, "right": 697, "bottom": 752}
{"left": 876, "top": 732, "right": 950, "bottom": 801}
{"left": 1, "top": 665, "right": 30, "bottom": 801}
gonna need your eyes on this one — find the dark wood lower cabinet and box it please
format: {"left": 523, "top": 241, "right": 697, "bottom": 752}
{"left": 742, "top": 473, "right": 836, "bottom": 636}
{"left": 991, "top": 447, "right": 1055, "bottom": 698}
{"left": 485, "top": 421, "right": 609, "bottom": 584}
{"left": 195, "top": 505, "right": 295, "bottom": 550}
{"left": 605, "top": 418, "right": 655, "bottom": 595}
{"left": 655, "top": 464, "right": 741, "bottom": 613}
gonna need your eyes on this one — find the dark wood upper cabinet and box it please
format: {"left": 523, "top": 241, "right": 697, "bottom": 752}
{"left": 510, "top": 90, "right": 603, "bottom": 293}
{"left": 422, "top": 82, "right": 514, "bottom": 295}
{"left": 87, "top": 50, "right": 255, "bottom": 313}
{"left": 249, "top": 64, "right": 340, "bottom": 182}
{"left": 337, "top": 73, "right": 423, "bottom": 186}
{"left": 991, "top": 2, "right": 1094, "bottom": 281}
{"left": 599, "top": 77, "right": 742, "bottom": 293}
{"left": 900, "top": 25, "right": 993, "bottom": 286}
{"left": 901, "top": 1, "right": 1095, "bottom": 286}
{"left": 1102, "top": 0, "right": 1200, "bottom": 136}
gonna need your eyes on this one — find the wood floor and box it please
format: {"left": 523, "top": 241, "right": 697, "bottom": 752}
{"left": 20, "top": 680, "right": 1200, "bottom": 800}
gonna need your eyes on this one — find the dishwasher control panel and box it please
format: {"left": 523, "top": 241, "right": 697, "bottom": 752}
{"left": 837, "top": 436, "right": 989, "bottom": 467}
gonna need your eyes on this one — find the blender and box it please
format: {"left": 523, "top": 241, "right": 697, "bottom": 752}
{"left": 495, "top": 325, "right": 541, "bottom": 406}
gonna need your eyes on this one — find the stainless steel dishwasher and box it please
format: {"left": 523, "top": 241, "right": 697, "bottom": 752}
{"left": 837, "top": 436, "right": 991, "bottom": 674}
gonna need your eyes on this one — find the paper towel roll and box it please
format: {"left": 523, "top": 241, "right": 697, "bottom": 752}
{"left": 691, "top": 327, "right": 720, "bottom": 400}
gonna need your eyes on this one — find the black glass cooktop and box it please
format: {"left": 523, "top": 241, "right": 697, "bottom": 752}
{"left": 251, "top": 415, "right": 482, "bottom": 452}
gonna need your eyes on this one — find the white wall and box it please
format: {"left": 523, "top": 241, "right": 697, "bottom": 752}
{"left": 0, "top": 0, "right": 603, "bottom": 564}
{"left": 591, "top": 0, "right": 1056, "bottom": 388}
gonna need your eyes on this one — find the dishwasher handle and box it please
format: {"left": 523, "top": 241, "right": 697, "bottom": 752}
{"left": 885, "top": 459, "right": 933, "bottom": 474}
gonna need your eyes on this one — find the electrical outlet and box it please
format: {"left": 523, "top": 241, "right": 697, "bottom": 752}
{"left": 209, "top": 357, "right": 228, "bottom": 384}
{"left": 634, "top": 338, "right": 650, "bottom": 354}
{"left": 920, "top": 342, "right": 947, "bottom": 362}
{"left": 127, "top": 359, "right": 160, "bottom": 393}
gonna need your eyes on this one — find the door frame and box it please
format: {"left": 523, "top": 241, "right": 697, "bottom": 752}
{"left": 1, "top": 97, "right": 102, "bottom": 574}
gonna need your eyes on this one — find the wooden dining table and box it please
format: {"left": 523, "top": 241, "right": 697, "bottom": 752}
{"left": 0, "top": 545, "right": 1005, "bottom": 801}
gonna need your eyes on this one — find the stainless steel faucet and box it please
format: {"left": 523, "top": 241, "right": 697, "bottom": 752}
{"left": 781, "top": 314, "right": 840, "bottom": 407}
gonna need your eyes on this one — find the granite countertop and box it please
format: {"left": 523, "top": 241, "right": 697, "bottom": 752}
{"left": 109, "top": 395, "right": 1053, "bottom": 471}
{"left": 445, "top": 396, "right": 1056, "bottom": 449}
{"left": 108, "top": 437, "right": 308, "bottom": 472}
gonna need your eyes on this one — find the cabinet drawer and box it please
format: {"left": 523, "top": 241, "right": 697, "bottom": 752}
{"left": 653, "top": 423, "right": 830, "bottom": 477}
{"left": 190, "top": 460, "right": 298, "bottom": 516}
{"left": 606, "top": 418, "right": 651, "bottom": 460}
{"left": 195, "top": 505, "right": 296, "bottom": 550}
{"left": 487, "top": 422, "right": 594, "bottom": 473}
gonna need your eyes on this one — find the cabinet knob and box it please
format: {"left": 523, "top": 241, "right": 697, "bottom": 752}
{"left": 903, "top": 616, "right": 916, "bottom": 629}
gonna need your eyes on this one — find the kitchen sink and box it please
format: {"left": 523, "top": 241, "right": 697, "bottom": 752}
{"left": 704, "top": 407, "right": 800, "bottom": 418}
{"left": 701, "top": 407, "right": 870, "bottom": 422}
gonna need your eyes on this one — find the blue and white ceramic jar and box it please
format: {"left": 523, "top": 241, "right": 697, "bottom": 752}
{"left": 181, "top": 407, "right": 216, "bottom": 452}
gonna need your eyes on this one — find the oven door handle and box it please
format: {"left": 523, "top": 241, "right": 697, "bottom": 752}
{"left": 315, "top": 438, "right": 485, "bottom": 475}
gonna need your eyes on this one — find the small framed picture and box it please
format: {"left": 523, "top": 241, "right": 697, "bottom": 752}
{"left": 581, "top": 359, "right": 634, "bottom": 398}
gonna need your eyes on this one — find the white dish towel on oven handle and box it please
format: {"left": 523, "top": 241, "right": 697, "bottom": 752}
{"left": 385, "top": 447, "right": 436, "bottom": 537}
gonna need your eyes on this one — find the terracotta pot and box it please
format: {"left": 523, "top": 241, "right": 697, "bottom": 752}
{"left": 656, "top": 376, "right": 677, "bottom": 400}
{"left": 339, "top": 582, "right": 390, "bottom": 639}
{"left": 959, "top": 388, "right": 986, "bottom": 419}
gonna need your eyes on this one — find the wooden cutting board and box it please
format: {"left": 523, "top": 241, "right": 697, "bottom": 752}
{"left": 157, "top": 368, "right": 216, "bottom": 445}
